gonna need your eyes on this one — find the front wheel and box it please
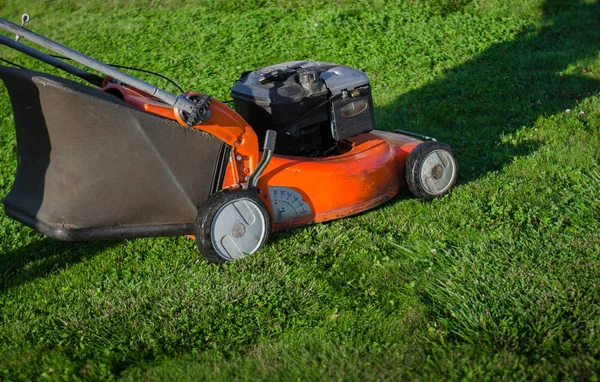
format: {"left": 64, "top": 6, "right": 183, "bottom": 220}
{"left": 405, "top": 141, "right": 458, "bottom": 199}
{"left": 195, "top": 188, "right": 271, "bottom": 263}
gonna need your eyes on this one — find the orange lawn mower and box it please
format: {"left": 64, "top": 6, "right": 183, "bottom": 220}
{"left": 0, "top": 14, "right": 458, "bottom": 263}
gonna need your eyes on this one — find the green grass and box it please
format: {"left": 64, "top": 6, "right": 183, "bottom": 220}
{"left": 0, "top": 0, "right": 599, "bottom": 380}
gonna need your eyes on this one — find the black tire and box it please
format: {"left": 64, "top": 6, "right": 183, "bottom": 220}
{"left": 195, "top": 188, "right": 271, "bottom": 264}
{"left": 405, "top": 141, "right": 458, "bottom": 199}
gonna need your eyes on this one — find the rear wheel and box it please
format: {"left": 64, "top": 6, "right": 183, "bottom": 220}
{"left": 195, "top": 188, "right": 271, "bottom": 263}
{"left": 405, "top": 141, "right": 458, "bottom": 199}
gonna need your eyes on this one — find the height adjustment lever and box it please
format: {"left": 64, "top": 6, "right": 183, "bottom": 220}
{"left": 248, "top": 130, "right": 277, "bottom": 188}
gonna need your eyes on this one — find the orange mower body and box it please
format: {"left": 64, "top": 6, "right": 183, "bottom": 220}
{"left": 107, "top": 82, "right": 422, "bottom": 232}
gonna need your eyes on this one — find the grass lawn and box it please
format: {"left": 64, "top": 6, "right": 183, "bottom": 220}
{"left": 0, "top": 0, "right": 599, "bottom": 380}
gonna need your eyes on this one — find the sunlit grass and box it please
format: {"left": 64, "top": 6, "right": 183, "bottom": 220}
{"left": 0, "top": 0, "right": 599, "bottom": 379}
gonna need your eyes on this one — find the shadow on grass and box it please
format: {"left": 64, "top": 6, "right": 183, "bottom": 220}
{"left": 0, "top": 237, "right": 117, "bottom": 292}
{"left": 376, "top": 0, "right": 600, "bottom": 184}
{"left": 271, "top": 0, "right": 600, "bottom": 245}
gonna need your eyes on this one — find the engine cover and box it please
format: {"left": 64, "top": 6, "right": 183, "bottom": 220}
{"left": 231, "top": 61, "right": 375, "bottom": 156}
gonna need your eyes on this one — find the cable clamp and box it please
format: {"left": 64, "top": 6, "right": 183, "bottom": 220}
{"left": 15, "top": 14, "right": 30, "bottom": 42}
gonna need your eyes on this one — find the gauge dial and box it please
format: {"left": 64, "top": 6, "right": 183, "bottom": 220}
{"left": 268, "top": 187, "right": 312, "bottom": 223}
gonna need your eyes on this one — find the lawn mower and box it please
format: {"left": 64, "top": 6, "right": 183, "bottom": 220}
{"left": 0, "top": 14, "right": 458, "bottom": 263}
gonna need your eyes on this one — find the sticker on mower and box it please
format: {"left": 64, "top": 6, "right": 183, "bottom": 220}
{"left": 268, "top": 187, "right": 312, "bottom": 223}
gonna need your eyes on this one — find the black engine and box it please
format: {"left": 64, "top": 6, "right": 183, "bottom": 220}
{"left": 231, "top": 61, "right": 375, "bottom": 156}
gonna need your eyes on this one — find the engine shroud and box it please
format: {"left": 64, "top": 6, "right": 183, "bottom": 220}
{"left": 231, "top": 61, "right": 375, "bottom": 156}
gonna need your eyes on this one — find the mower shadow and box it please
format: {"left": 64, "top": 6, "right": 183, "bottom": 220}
{"left": 0, "top": 238, "right": 117, "bottom": 292}
{"left": 374, "top": 0, "right": 600, "bottom": 185}
{"left": 269, "top": 0, "right": 600, "bottom": 245}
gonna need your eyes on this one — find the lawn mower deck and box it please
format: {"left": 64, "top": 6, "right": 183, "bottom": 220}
{"left": 103, "top": 80, "right": 425, "bottom": 231}
{"left": 0, "top": 14, "right": 458, "bottom": 263}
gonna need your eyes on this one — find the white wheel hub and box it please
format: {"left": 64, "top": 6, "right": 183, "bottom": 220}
{"left": 210, "top": 197, "right": 268, "bottom": 261}
{"left": 419, "top": 149, "right": 457, "bottom": 195}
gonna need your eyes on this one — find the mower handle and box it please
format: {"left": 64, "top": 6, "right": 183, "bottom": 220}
{"left": 0, "top": 33, "right": 104, "bottom": 87}
{"left": 0, "top": 16, "right": 197, "bottom": 116}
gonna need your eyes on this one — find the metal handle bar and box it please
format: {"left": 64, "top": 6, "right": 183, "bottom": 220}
{"left": 0, "top": 17, "right": 195, "bottom": 113}
{"left": 0, "top": 33, "right": 104, "bottom": 86}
